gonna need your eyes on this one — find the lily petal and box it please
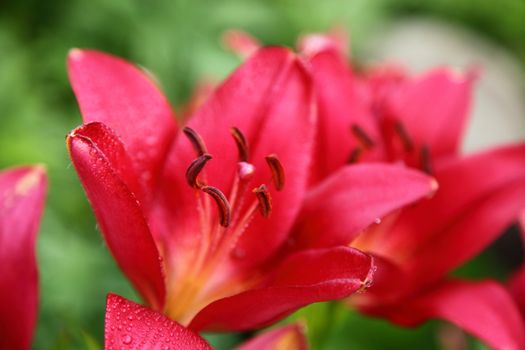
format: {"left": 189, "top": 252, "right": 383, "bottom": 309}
{"left": 68, "top": 49, "right": 177, "bottom": 194}
{"left": 0, "top": 166, "right": 46, "bottom": 350}
{"left": 384, "top": 68, "right": 474, "bottom": 157}
{"left": 222, "top": 29, "right": 261, "bottom": 59}
{"left": 157, "top": 47, "right": 315, "bottom": 269}
{"left": 376, "top": 143, "right": 525, "bottom": 286}
{"left": 67, "top": 126, "right": 165, "bottom": 310}
{"left": 362, "top": 280, "right": 525, "bottom": 350}
{"left": 509, "top": 264, "right": 525, "bottom": 318}
{"left": 189, "top": 246, "right": 373, "bottom": 331}
{"left": 298, "top": 29, "right": 349, "bottom": 59}
{"left": 291, "top": 164, "right": 437, "bottom": 250}
{"left": 307, "top": 48, "right": 379, "bottom": 183}
{"left": 105, "top": 294, "right": 211, "bottom": 350}
{"left": 236, "top": 324, "right": 308, "bottom": 350}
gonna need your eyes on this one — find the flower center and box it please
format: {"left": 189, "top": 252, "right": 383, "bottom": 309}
{"left": 166, "top": 126, "right": 285, "bottom": 323}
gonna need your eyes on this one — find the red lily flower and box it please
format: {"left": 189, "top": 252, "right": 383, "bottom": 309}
{"left": 66, "top": 47, "right": 436, "bottom": 331}
{"left": 105, "top": 293, "right": 308, "bottom": 349}
{"left": 0, "top": 166, "right": 47, "bottom": 350}
{"left": 295, "top": 33, "right": 525, "bottom": 349}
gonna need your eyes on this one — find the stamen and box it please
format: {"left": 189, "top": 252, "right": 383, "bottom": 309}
{"left": 186, "top": 154, "right": 212, "bottom": 188}
{"left": 351, "top": 124, "right": 374, "bottom": 149}
{"left": 230, "top": 127, "right": 249, "bottom": 162}
{"left": 201, "top": 186, "right": 231, "bottom": 227}
{"left": 253, "top": 184, "right": 272, "bottom": 217}
{"left": 265, "top": 154, "right": 285, "bottom": 191}
{"left": 183, "top": 126, "right": 208, "bottom": 156}
{"left": 347, "top": 147, "right": 363, "bottom": 164}
{"left": 420, "top": 145, "right": 433, "bottom": 175}
{"left": 393, "top": 121, "right": 414, "bottom": 152}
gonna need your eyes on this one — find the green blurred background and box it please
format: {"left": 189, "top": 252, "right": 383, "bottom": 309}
{"left": 1, "top": 0, "right": 524, "bottom": 349}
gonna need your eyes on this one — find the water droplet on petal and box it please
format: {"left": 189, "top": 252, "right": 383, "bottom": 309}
{"left": 374, "top": 218, "right": 382, "bottom": 224}
{"left": 122, "top": 334, "right": 132, "bottom": 345}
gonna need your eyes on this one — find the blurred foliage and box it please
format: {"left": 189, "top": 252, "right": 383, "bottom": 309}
{"left": 0, "top": 0, "right": 523, "bottom": 348}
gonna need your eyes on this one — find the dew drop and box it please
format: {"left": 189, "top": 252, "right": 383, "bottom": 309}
{"left": 122, "top": 334, "right": 132, "bottom": 345}
{"left": 374, "top": 218, "right": 382, "bottom": 224}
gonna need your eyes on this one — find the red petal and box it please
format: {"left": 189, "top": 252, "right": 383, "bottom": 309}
{"left": 68, "top": 49, "right": 177, "bottom": 194}
{"left": 236, "top": 324, "right": 308, "bottom": 350}
{"left": 509, "top": 264, "right": 525, "bottom": 318}
{"left": 298, "top": 28, "right": 349, "bottom": 59}
{"left": 222, "top": 29, "right": 261, "bottom": 59}
{"left": 0, "top": 166, "right": 46, "bottom": 350}
{"left": 307, "top": 49, "right": 380, "bottom": 183}
{"left": 291, "top": 164, "right": 437, "bottom": 250}
{"left": 374, "top": 143, "right": 525, "bottom": 286}
{"left": 105, "top": 294, "right": 211, "bottom": 350}
{"left": 362, "top": 280, "right": 525, "bottom": 350}
{"left": 67, "top": 126, "right": 165, "bottom": 310}
{"left": 384, "top": 68, "right": 474, "bottom": 157}
{"left": 188, "top": 246, "right": 373, "bottom": 331}
{"left": 156, "top": 47, "right": 315, "bottom": 269}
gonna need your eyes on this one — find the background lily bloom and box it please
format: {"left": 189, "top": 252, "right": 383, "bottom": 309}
{"left": 0, "top": 166, "right": 47, "bottom": 350}
{"left": 66, "top": 46, "right": 436, "bottom": 333}
{"left": 105, "top": 294, "right": 308, "bottom": 350}
{"left": 295, "top": 33, "right": 525, "bottom": 349}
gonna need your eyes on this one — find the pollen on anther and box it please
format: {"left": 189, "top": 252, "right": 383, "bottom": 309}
{"left": 393, "top": 121, "right": 414, "bottom": 152}
{"left": 420, "top": 145, "right": 433, "bottom": 175}
{"left": 265, "top": 154, "right": 285, "bottom": 191}
{"left": 230, "top": 127, "right": 250, "bottom": 162}
{"left": 186, "top": 154, "right": 212, "bottom": 188}
{"left": 351, "top": 124, "right": 374, "bottom": 149}
{"left": 183, "top": 126, "right": 208, "bottom": 156}
{"left": 201, "top": 186, "right": 231, "bottom": 227}
{"left": 347, "top": 147, "right": 363, "bottom": 164}
{"left": 253, "top": 184, "right": 272, "bottom": 218}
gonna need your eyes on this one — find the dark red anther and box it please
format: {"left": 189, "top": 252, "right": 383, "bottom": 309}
{"left": 201, "top": 186, "right": 231, "bottom": 227}
{"left": 347, "top": 147, "right": 363, "bottom": 164}
{"left": 265, "top": 154, "right": 285, "bottom": 191}
{"left": 351, "top": 124, "right": 375, "bottom": 149}
{"left": 420, "top": 145, "right": 433, "bottom": 175}
{"left": 183, "top": 126, "right": 208, "bottom": 156}
{"left": 253, "top": 184, "right": 272, "bottom": 218}
{"left": 230, "top": 127, "right": 249, "bottom": 162}
{"left": 394, "top": 121, "right": 414, "bottom": 152}
{"left": 186, "top": 154, "right": 212, "bottom": 188}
